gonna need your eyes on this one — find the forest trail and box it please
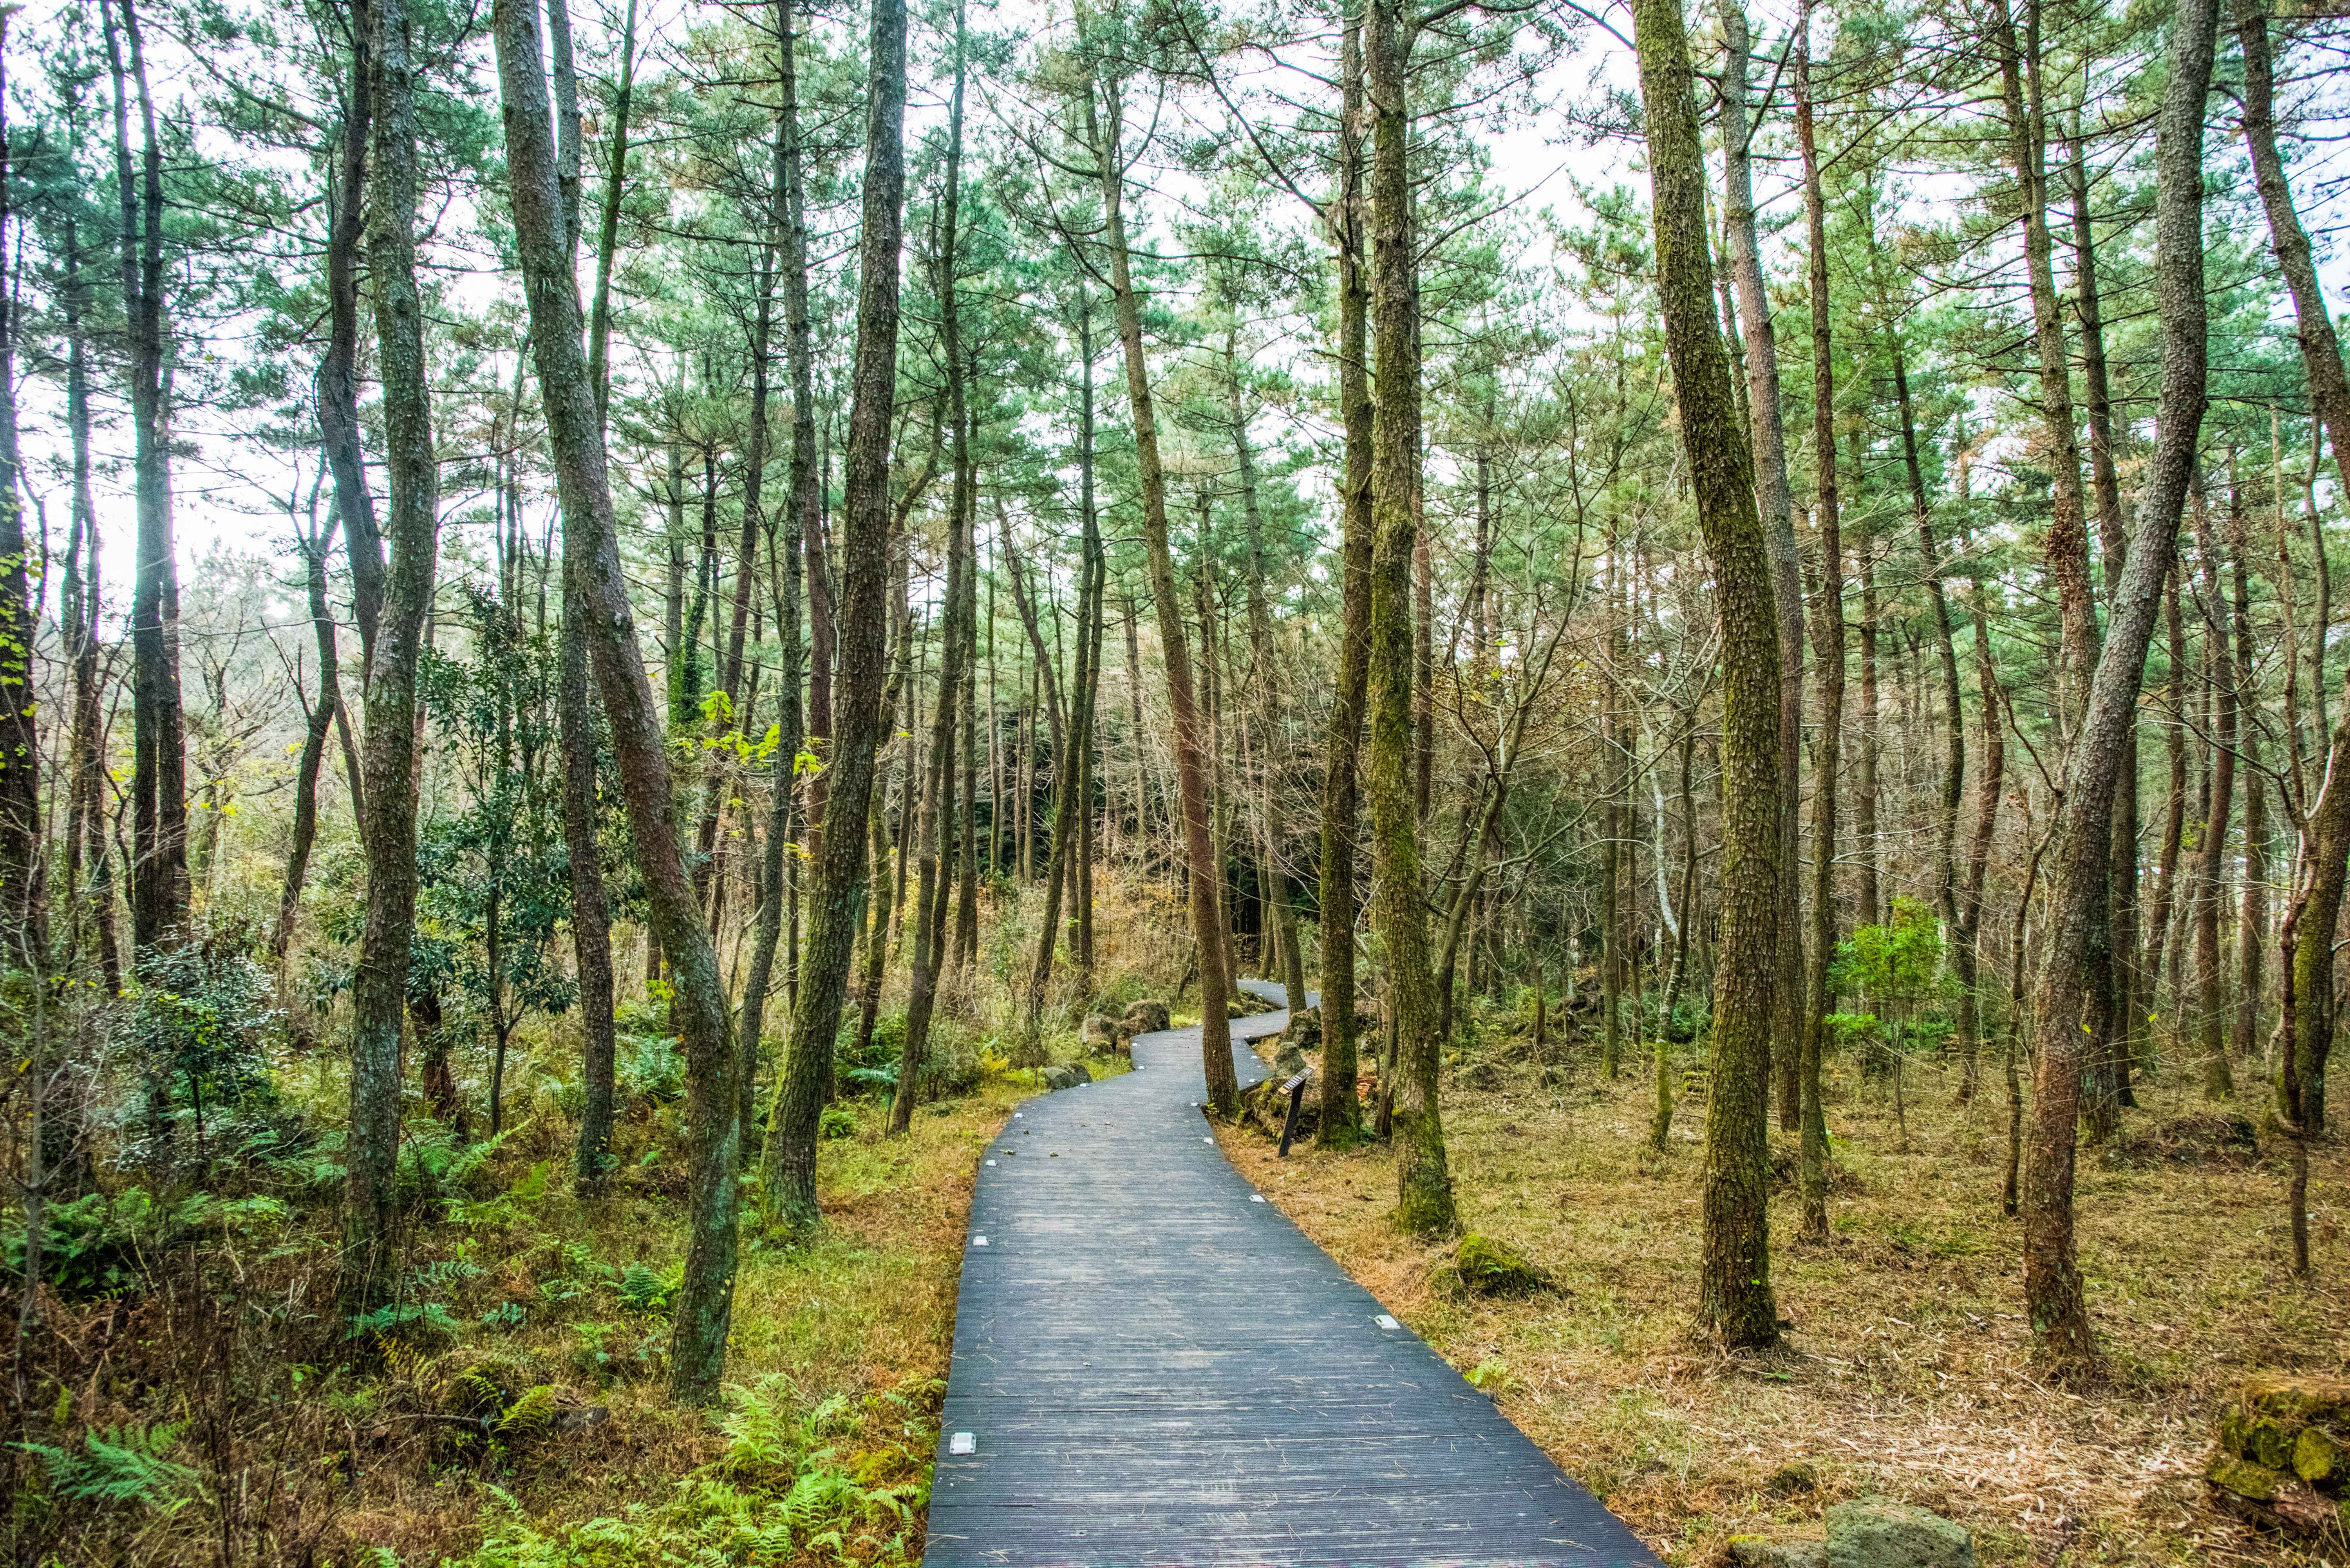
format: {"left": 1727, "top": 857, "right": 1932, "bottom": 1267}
{"left": 921, "top": 979, "right": 1658, "bottom": 1567}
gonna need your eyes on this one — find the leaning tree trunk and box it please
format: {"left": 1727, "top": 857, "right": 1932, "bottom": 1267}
{"left": 340, "top": 0, "right": 441, "bottom": 1327}
{"left": 320, "top": 0, "right": 383, "bottom": 670}
{"left": 493, "top": 0, "right": 752, "bottom": 1401}
{"left": 2024, "top": 0, "right": 2217, "bottom": 1380}
{"left": 1632, "top": 0, "right": 1782, "bottom": 1347}
{"left": 764, "top": 0, "right": 909, "bottom": 1223}
{"left": 732, "top": 64, "right": 801, "bottom": 1160}
{"left": 2284, "top": 676, "right": 2350, "bottom": 1204}
{"left": 275, "top": 513, "right": 343, "bottom": 967}
{"left": 1083, "top": 30, "right": 1237, "bottom": 1112}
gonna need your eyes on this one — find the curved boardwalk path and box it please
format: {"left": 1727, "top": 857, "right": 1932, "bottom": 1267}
{"left": 922, "top": 979, "right": 1659, "bottom": 1567}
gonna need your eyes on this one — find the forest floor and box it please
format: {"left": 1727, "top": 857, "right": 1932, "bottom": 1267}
{"left": 1219, "top": 1020, "right": 2346, "bottom": 1568}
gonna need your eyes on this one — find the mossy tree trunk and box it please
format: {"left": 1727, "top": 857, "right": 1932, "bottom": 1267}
{"left": 1717, "top": 0, "right": 1804, "bottom": 1130}
{"left": 1366, "top": 0, "right": 1452, "bottom": 1236}
{"left": 340, "top": 0, "right": 441, "bottom": 1327}
{"left": 1631, "top": 0, "right": 1781, "bottom": 1346}
{"left": 1315, "top": 0, "right": 1371, "bottom": 1150}
{"left": 2024, "top": 0, "right": 2216, "bottom": 1379}
{"left": 1079, "top": 11, "right": 1237, "bottom": 1112}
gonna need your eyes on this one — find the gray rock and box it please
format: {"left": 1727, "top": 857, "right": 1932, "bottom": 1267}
{"left": 1274, "top": 1043, "right": 1309, "bottom": 1077}
{"left": 1728, "top": 1540, "right": 1825, "bottom": 1568}
{"left": 1824, "top": 1499, "right": 1972, "bottom": 1568}
{"left": 1082, "top": 1015, "right": 1129, "bottom": 1055}
{"left": 1124, "top": 999, "right": 1171, "bottom": 1034}
{"left": 1041, "top": 1063, "right": 1095, "bottom": 1092}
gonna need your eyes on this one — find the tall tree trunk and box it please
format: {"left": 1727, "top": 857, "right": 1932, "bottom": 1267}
{"left": 894, "top": 20, "right": 973, "bottom": 1107}
{"left": 1717, "top": 0, "right": 1805, "bottom": 1128}
{"left": 738, "top": 5, "right": 806, "bottom": 1162}
{"left": 1317, "top": 0, "right": 1371, "bottom": 1148}
{"left": 494, "top": 0, "right": 748, "bottom": 1400}
{"left": 1225, "top": 339, "right": 1307, "bottom": 1010}
{"left": 2232, "top": 504, "right": 2269, "bottom": 1074}
{"left": 1633, "top": 0, "right": 1782, "bottom": 1346}
{"left": 1857, "top": 499, "right": 1880, "bottom": 928}
{"left": 560, "top": 587, "right": 618, "bottom": 1193}
{"left": 341, "top": 0, "right": 441, "bottom": 1325}
{"left": 0, "top": 38, "right": 40, "bottom": 950}
{"left": 1602, "top": 534, "right": 1625, "bottom": 1080}
{"left": 564, "top": 0, "right": 630, "bottom": 1196}
{"left": 2240, "top": 0, "right": 2350, "bottom": 502}
{"left": 276, "top": 511, "right": 342, "bottom": 966}
{"left": 1893, "top": 336, "right": 1969, "bottom": 1093}
{"left": 2024, "top": 0, "right": 2216, "bottom": 1378}
{"left": 1364, "top": 0, "right": 1452, "bottom": 1232}
{"left": 104, "top": 0, "right": 188, "bottom": 952}
{"left": 320, "top": 0, "right": 384, "bottom": 670}
{"left": 764, "top": 0, "right": 907, "bottom": 1218}
{"left": 1081, "top": 15, "right": 1236, "bottom": 1111}
{"left": 2193, "top": 489, "right": 2241, "bottom": 1101}
{"left": 63, "top": 206, "right": 117, "bottom": 992}
{"left": 2287, "top": 674, "right": 2350, "bottom": 1154}
{"left": 2067, "top": 108, "right": 2143, "bottom": 1118}
{"left": 1022, "top": 344, "right": 1104, "bottom": 1026}
{"left": 2144, "top": 563, "right": 2189, "bottom": 1016}
{"left": 1796, "top": 16, "right": 1838, "bottom": 1244}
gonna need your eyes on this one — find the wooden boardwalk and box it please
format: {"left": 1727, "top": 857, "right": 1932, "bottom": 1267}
{"left": 922, "top": 979, "right": 1659, "bottom": 1567}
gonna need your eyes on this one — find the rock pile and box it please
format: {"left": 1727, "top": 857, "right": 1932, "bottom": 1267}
{"left": 1728, "top": 1498, "right": 1972, "bottom": 1568}
{"left": 1081, "top": 1015, "right": 1130, "bottom": 1056}
{"left": 2205, "top": 1376, "right": 2350, "bottom": 1535}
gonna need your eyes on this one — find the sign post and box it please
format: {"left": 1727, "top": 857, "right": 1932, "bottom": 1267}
{"left": 1277, "top": 1071, "right": 1310, "bottom": 1157}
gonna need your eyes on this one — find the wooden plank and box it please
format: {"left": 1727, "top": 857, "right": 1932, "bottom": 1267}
{"left": 922, "top": 980, "right": 1661, "bottom": 1567}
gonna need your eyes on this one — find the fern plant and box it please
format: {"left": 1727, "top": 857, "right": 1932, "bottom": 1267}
{"left": 18, "top": 1422, "right": 201, "bottom": 1512}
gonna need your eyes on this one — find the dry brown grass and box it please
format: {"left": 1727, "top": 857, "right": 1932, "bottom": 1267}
{"left": 1219, "top": 1026, "right": 2348, "bottom": 1568}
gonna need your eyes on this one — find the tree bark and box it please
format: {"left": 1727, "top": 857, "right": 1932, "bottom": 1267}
{"left": 0, "top": 37, "right": 41, "bottom": 949}
{"left": 2239, "top": 0, "right": 2350, "bottom": 500}
{"left": 732, "top": 70, "right": 799, "bottom": 1160}
{"left": 2024, "top": 0, "right": 2216, "bottom": 1378}
{"left": 320, "top": 0, "right": 383, "bottom": 669}
{"left": 1634, "top": 0, "right": 1781, "bottom": 1346}
{"left": 1081, "top": 11, "right": 1237, "bottom": 1111}
{"left": 2067, "top": 109, "right": 2142, "bottom": 1119}
{"left": 2232, "top": 502, "right": 2269, "bottom": 1075}
{"left": 104, "top": 0, "right": 189, "bottom": 953}
{"left": 493, "top": 0, "right": 745, "bottom": 1400}
{"left": 276, "top": 511, "right": 343, "bottom": 967}
{"left": 1796, "top": 16, "right": 1838, "bottom": 1243}
{"left": 340, "top": 0, "right": 441, "bottom": 1326}
{"left": 2193, "top": 487, "right": 2241, "bottom": 1100}
{"left": 764, "top": 0, "right": 907, "bottom": 1219}
{"left": 1317, "top": 0, "right": 1371, "bottom": 1149}
{"left": 1718, "top": 0, "right": 1805, "bottom": 1128}
{"left": 1363, "top": 0, "right": 1452, "bottom": 1233}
